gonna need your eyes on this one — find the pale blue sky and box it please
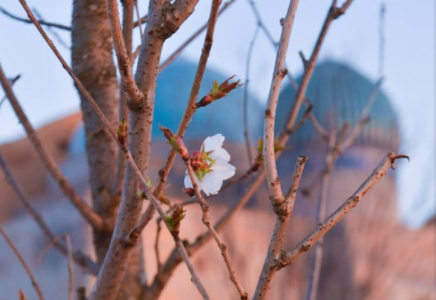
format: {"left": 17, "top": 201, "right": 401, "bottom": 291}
{"left": 0, "top": 0, "right": 434, "bottom": 227}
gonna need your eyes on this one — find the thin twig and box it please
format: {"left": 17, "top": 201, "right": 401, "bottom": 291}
{"left": 134, "top": 0, "right": 144, "bottom": 39}
{"left": 0, "top": 150, "right": 98, "bottom": 274}
{"left": 308, "top": 113, "right": 329, "bottom": 140}
{"left": 0, "top": 227, "right": 45, "bottom": 300}
{"left": 158, "top": 0, "right": 236, "bottom": 72}
{"left": 174, "top": 235, "right": 210, "bottom": 299}
{"left": 133, "top": 0, "right": 225, "bottom": 235}
{"left": 154, "top": 219, "right": 163, "bottom": 273}
{"left": 304, "top": 131, "right": 337, "bottom": 300}
{"left": 133, "top": 14, "right": 147, "bottom": 28}
{"left": 65, "top": 235, "right": 74, "bottom": 300}
{"left": 110, "top": 0, "right": 134, "bottom": 197}
{"left": 262, "top": 0, "right": 299, "bottom": 198}
{"left": 0, "top": 64, "right": 106, "bottom": 231}
{"left": 106, "top": 0, "right": 144, "bottom": 106}
{"left": 186, "top": 163, "right": 248, "bottom": 299}
{"left": 253, "top": 157, "right": 307, "bottom": 300}
{"left": 378, "top": 3, "right": 386, "bottom": 78}
{"left": 340, "top": 78, "right": 383, "bottom": 152}
{"left": 262, "top": 0, "right": 299, "bottom": 205}
{"left": 32, "top": 8, "right": 69, "bottom": 50}
{"left": 245, "top": 0, "right": 277, "bottom": 47}
{"left": 0, "top": 6, "right": 70, "bottom": 30}
{"left": 283, "top": 0, "right": 355, "bottom": 138}
{"left": 38, "top": 233, "right": 74, "bottom": 300}
{"left": 243, "top": 24, "right": 260, "bottom": 166}
{"left": 280, "top": 153, "right": 409, "bottom": 268}
{"left": 0, "top": 74, "right": 20, "bottom": 106}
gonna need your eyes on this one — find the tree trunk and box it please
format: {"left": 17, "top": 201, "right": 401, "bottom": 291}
{"left": 71, "top": 1, "right": 144, "bottom": 298}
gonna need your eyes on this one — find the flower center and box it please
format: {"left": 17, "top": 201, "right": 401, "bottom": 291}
{"left": 191, "top": 149, "right": 216, "bottom": 181}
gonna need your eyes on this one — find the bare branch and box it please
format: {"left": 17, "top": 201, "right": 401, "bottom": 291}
{"left": 0, "top": 74, "right": 20, "bottom": 106}
{"left": 129, "top": 0, "right": 225, "bottom": 279}
{"left": 243, "top": 24, "right": 260, "bottom": 167}
{"left": 286, "top": 103, "right": 314, "bottom": 135}
{"left": 263, "top": 0, "right": 299, "bottom": 209}
{"left": 106, "top": 0, "right": 145, "bottom": 106}
{"left": 158, "top": 0, "right": 235, "bottom": 72}
{"left": 279, "top": 153, "right": 409, "bottom": 268}
{"left": 65, "top": 235, "right": 74, "bottom": 300}
{"left": 32, "top": 9, "right": 69, "bottom": 50}
{"left": 378, "top": 3, "right": 386, "bottom": 77}
{"left": 245, "top": 0, "right": 277, "bottom": 47}
{"left": 0, "top": 6, "right": 71, "bottom": 30}
{"left": 186, "top": 162, "right": 248, "bottom": 299}
{"left": 0, "top": 150, "right": 98, "bottom": 274}
{"left": 133, "top": 14, "right": 147, "bottom": 28}
{"left": 154, "top": 218, "right": 163, "bottom": 273}
{"left": 133, "top": 0, "right": 144, "bottom": 39}
{"left": 340, "top": 78, "right": 383, "bottom": 152}
{"left": 39, "top": 234, "right": 75, "bottom": 300}
{"left": 304, "top": 132, "right": 337, "bottom": 300}
{"left": 110, "top": 0, "right": 134, "bottom": 198}
{"left": 253, "top": 156, "right": 307, "bottom": 300}
{"left": 135, "top": 0, "right": 225, "bottom": 233}
{"left": 0, "top": 64, "right": 106, "bottom": 231}
{"left": 283, "top": 0, "right": 355, "bottom": 136}
{"left": 0, "top": 227, "right": 45, "bottom": 300}
{"left": 175, "top": 235, "right": 210, "bottom": 299}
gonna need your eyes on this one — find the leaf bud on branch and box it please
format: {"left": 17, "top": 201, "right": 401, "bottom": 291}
{"left": 165, "top": 204, "right": 186, "bottom": 237}
{"left": 196, "top": 75, "right": 242, "bottom": 108}
{"left": 159, "top": 126, "right": 189, "bottom": 161}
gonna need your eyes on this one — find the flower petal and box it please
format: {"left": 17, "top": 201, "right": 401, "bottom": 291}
{"left": 212, "top": 160, "right": 236, "bottom": 180}
{"left": 203, "top": 134, "right": 225, "bottom": 152}
{"left": 184, "top": 172, "right": 193, "bottom": 188}
{"left": 201, "top": 172, "right": 223, "bottom": 196}
{"left": 209, "top": 147, "right": 230, "bottom": 162}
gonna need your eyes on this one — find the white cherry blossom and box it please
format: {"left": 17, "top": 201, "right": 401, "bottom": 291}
{"left": 184, "top": 134, "right": 236, "bottom": 196}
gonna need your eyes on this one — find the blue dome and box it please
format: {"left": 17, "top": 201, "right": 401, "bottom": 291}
{"left": 69, "top": 59, "right": 263, "bottom": 155}
{"left": 277, "top": 60, "right": 399, "bottom": 150}
{"left": 154, "top": 59, "right": 263, "bottom": 142}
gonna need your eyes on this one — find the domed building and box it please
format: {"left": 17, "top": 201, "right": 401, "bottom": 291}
{"left": 154, "top": 59, "right": 263, "bottom": 142}
{"left": 276, "top": 60, "right": 399, "bottom": 167}
{"left": 0, "top": 60, "right": 434, "bottom": 300}
{"left": 271, "top": 60, "right": 433, "bottom": 300}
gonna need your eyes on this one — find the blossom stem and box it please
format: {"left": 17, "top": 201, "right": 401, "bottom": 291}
{"left": 185, "top": 163, "right": 248, "bottom": 300}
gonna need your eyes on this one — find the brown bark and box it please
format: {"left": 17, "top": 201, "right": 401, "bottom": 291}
{"left": 71, "top": 0, "right": 119, "bottom": 262}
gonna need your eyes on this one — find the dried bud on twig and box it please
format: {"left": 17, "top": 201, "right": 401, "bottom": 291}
{"left": 165, "top": 205, "right": 186, "bottom": 237}
{"left": 117, "top": 118, "right": 127, "bottom": 147}
{"left": 196, "top": 75, "right": 242, "bottom": 108}
{"left": 159, "top": 126, "right": 189, "bottom": 160}
{"left": 183, "top": 187, "right": 195, "bottom": 197}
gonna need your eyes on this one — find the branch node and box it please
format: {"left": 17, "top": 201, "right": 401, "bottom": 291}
{"left": 389, "top": 153, "right": 410, "bottom": 169}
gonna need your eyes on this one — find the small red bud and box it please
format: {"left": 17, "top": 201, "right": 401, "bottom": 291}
{"left": 183, "top": 187, "right": 195, "bottom": 197}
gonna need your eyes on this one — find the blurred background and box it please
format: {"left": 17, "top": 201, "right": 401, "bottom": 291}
{"left": 0, "top": 0, "right": 434, "bottom": 299}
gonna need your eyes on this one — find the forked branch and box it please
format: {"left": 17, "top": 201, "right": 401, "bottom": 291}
{"left": 279, "top": 153, "right": 409, "bottom": 268}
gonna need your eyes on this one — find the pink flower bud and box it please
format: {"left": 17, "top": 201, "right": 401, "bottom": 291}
{"left": 183, "top": 187, "right": 195, "bottom": 197}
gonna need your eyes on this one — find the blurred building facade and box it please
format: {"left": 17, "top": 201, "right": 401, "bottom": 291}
{"left": 0, "top": 60, "right": 434, "bottom": 299}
